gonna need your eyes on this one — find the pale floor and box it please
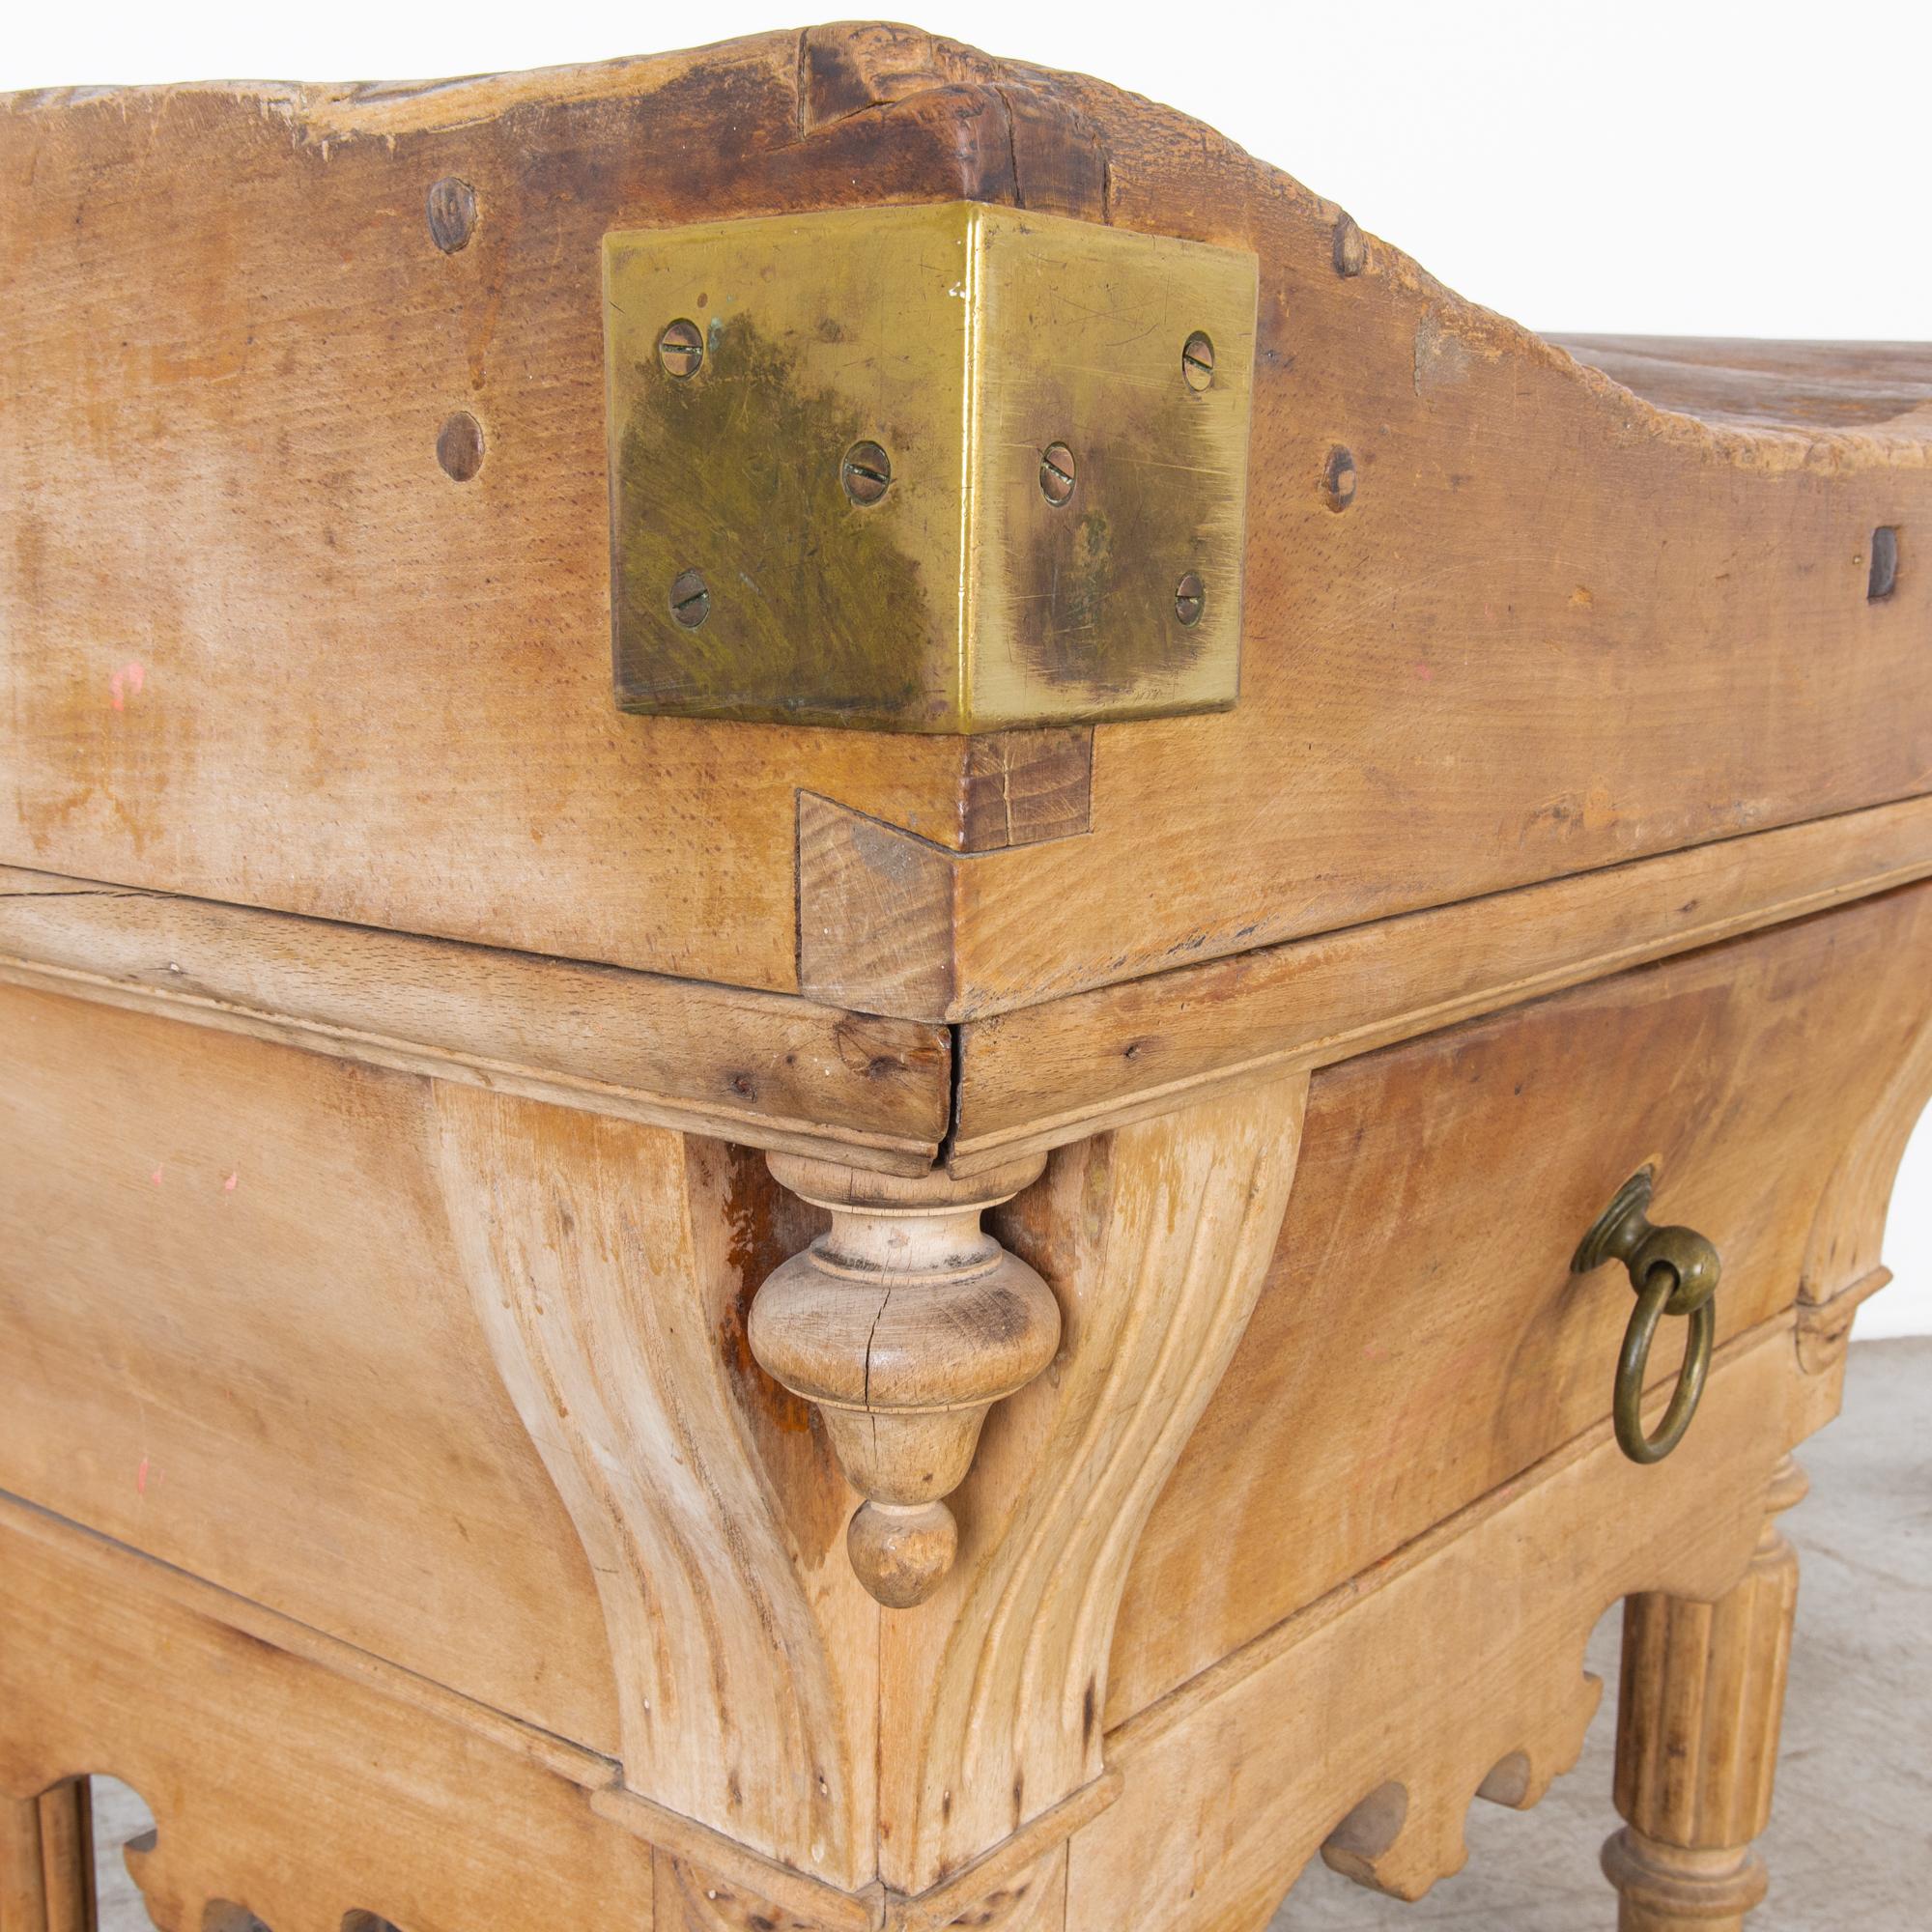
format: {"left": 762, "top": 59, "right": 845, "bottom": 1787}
{"left": 84, "top": 1340, "right": 1929, "bottom": 1932}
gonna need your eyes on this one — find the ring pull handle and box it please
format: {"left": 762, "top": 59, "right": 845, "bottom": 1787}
{"left": 1572, "top": 1171, "right": 1720, "bottom": 1465}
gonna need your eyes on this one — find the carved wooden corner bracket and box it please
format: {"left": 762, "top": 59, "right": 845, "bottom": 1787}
{"left": 749, "top": 1152, "right": 1060, "bottom": 1606}
{"left": 435, "top": 1068, "right": 1307, "bottom": 1900}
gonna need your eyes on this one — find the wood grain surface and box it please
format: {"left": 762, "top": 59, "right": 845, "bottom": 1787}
{"left": 874, "top": 1078, "right": 1307, "bottom": 1891}
{"left": 948, "top": 793, "right": 1932, "bottom": 1172}
{"left": 0, "top": 863, "right": 952, "bottom": 1173}
{"left": 0, "top": 980, "right": 623, "bottom": 1753}
{"left": 4, "top": 24, "right": 1929, "bottom": 1932}
{"left": 434, "top": 1091, "right": 879, "bottom": 1885}
{"left": 1106, "top": 882, "right": 1932, "bottom": 1724}
{"left": 0, "top": 1497, "right": 662, "bottom": 1932}
{"left": 0, "top": 1782, "right": 92, "bottom": 1932}
{"left": 0, "top": 1320, "right": 1820, "bottom": 1932}
{"left": 1069, "top": 1324, "right": 1799, "bottom": 1932}
{"left": 1558, "top": 336, "right": 1932, "bottom": 429}
{"left": 5, "top": 23, "right": 1930, "bottom": 1018}
{"left": 1603, "top": 1460, "right": 1805, "bottom": 1931}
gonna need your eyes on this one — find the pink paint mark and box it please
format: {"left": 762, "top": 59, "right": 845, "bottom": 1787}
{"left": 223, "top": 1170, "right": 239, "bottom": 1193}
{"left": 150, "top": 1164, "right": 164, "bottom": 1186}
{"left": 109, "top": 662, "right": 146, "bottom": 712}
{"left": 1412, "top": 661, "right": 1435, "bottom": 681}
{"left": 136, "top": 1456, "right": 149, "bottom": 1494}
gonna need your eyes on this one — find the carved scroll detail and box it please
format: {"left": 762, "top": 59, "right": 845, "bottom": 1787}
{"left": 750, "top": 1153, "right": 1061, "bottom": 1608}
{"left": 1311, "top": 1672, "right": 1605, "bottom": 1904}
{"left": 1792, "top": 989, "right": 1932, "bottom": 1434}
{"left": 434, "top": 1091, "right": 877, "bottom": 1888}
{"left": 874, "top": 1076, "right": 1309, "bottom": 1891}
{"left": 1801, "top": 995, "right": 1932, "bottom": 1305}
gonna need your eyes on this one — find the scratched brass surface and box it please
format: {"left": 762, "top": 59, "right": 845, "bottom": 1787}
{"left": 604, "top": 202, "right": 1258, "bottom": 731}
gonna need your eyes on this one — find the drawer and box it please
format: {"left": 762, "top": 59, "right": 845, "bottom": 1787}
{"left": 0, "top": 980, "right": 818, "bottom": 1753}
{"left": 6, "top": 877, "right": 1924, "bottom": 1785}
{"left": 1105, "top": 879, "right": 1932, "bottom": 1724}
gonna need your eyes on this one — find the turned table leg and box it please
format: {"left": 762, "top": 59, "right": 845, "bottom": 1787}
{"left": 1603, "top": 1457, "right": 1806, "bottom": 1930}
{"left": 0, "top": 1782, "right": 96, "bottom": 1932}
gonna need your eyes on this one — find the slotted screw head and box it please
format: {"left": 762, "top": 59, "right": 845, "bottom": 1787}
{"left": 841, "top": 440, "right": 893, "bottom": 505}
{"left": 1039, "top": 442, "right": 1076, "bottom": 507}
{"left": 1181, "top": 331, "right": 1216, "bottom": 391}
{"left": 1174, "top": 571, "right": 1206, "bottom": 626}
{"left": 658, "top": 319, "right": 704, "bottom": 378}
{"left": 668, "top": 569, "right": 711, "bottom": 628}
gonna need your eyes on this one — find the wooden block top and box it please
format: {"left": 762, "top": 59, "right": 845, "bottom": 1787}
{"left": 1556, "top": 336, "right": 1932, "bottom": 430}
{"left": 4, "top": 21, "right": 1930, "bottom": 1026}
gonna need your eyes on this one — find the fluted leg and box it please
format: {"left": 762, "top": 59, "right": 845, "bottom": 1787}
{"left": 1603, "top": 1458, "right": 1805, "bottom": 1930}
{"left": 0, "top": 1782, "right": 96, "bottom": 1932}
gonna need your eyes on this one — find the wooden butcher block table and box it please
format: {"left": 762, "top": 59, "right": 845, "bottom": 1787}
{"left": 3, "top": 23, "right": 1929, "bottom": 1932}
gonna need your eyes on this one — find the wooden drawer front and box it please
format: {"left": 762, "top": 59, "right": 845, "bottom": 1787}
{"left": 0, "top": 982, "right": 642, "bottom": 1748}
{"left": 1107, "top": 881, "right": 1932, "bottom": 1724}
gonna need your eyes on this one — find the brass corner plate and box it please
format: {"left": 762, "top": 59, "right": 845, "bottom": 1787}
{"left": 604, "top": 202, "right": 1258, "bottom": 733}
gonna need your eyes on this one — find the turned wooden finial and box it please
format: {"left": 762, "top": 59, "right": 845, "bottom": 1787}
{"left": 749, "top": 1151, "right": 1058, "bottom": 1607}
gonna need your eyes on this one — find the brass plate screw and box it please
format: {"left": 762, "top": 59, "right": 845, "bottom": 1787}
{"left": 1039, "top": 442, "right": 1077, "bottom": 507}
{"left": 668, "top": 568, "right": 711, "bottom": 628}
{"left": 658, "top": 320, "right": 704, "bottom": 378}
{"left": 426, "top": 177, "right": 478, "bottom": 255}
{"left": 1181, "top": 331, "right": 1216, "bottom": 391}
{"left": 1174, "top": 571, "right": 1206, "bottom": 626}
{"left": 435, "top": 411, "right": 485, "bottom": 482}
{"left": 841, "top": 441, "right": 894, "bottom": 505}
{"left": 1323, "top": 446, "right": 1357, "bottom": 512}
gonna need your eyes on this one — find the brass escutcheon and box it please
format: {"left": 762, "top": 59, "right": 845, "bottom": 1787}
{"left": 1572, "top": 1170, "right": 1720, "bottom": 1465}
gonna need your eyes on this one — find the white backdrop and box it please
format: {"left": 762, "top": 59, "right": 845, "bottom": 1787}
{"left": 6, "top": 2, "right": 1927, "bottom": 1332}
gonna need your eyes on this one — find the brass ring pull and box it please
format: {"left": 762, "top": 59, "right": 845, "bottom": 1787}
{"left": 1615, "top": 1271, "right": 1716, "bottom": 1464}
{"left": 1572, "top": 1172, "right": 1721, "bottom": 1465}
